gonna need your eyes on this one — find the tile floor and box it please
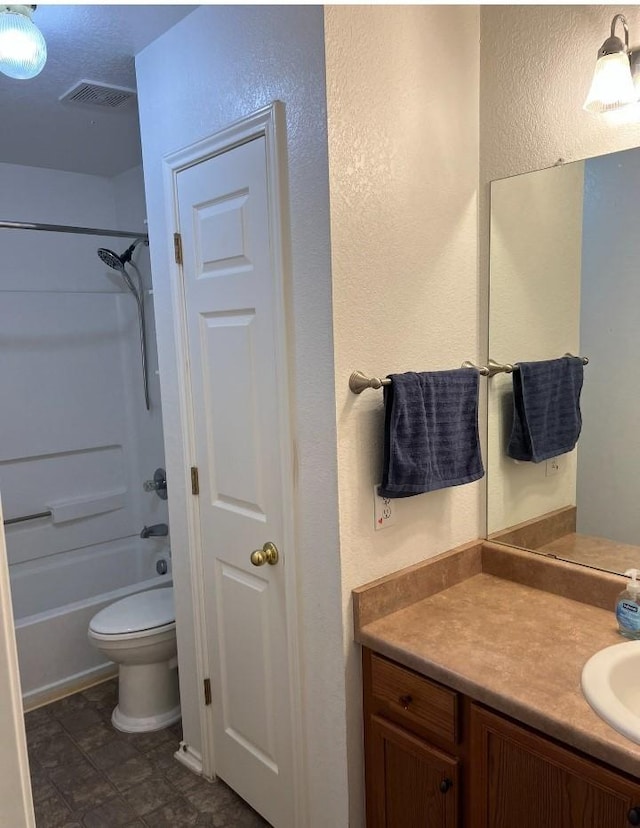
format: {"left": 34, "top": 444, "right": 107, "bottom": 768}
{"left": 25, "top": 679, "right": 269, "bottom": 828}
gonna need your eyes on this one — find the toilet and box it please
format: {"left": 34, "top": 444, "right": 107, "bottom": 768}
{"left": 88, "top": 587, "right": 181, "bottom": 732}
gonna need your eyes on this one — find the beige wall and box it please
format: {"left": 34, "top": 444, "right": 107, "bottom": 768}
{"left": 480, "top": 5, "right": 640, "bottom": 183}
{"left": 325, "top": 6, "right": 481, "bottom": 824}
{"left": 487, "top": 163, "right": 583, "bottom": 533}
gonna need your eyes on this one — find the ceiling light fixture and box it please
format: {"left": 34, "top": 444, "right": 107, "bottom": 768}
{"left": 0, "top": 4, "right": 46, "bottom": 80}
{"left": 584, "top": 14, "right": 640, "bottom": 113}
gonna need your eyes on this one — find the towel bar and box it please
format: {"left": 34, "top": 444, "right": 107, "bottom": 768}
{"left": 349, "top": 354, "right": 589, "bottom": 394}
{"left": 3, "top": 510, "right": 52, "bottom": 526}
{"left": 349, "top": 371, "right": 392, "bottom": 394}
{"left": 349, "top": 362, "right": 506, "bottom": 393}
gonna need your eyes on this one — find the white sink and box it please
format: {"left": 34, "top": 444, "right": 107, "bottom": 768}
{"left": 582, "top": 640, "right": 640, "bottom": 744}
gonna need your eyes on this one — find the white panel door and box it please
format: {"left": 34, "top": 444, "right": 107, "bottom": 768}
{"left": 0, "top": 497, "right": 36, "bottom": 828}
{"left": 176, "top": 136, "right": 294, "bottom": 827}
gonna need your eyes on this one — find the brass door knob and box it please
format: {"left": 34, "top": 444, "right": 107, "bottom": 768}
{"left": 250, "top": 542, "right": 279, "bottom": 567}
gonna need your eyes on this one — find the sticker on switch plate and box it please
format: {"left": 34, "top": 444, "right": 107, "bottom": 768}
{"left": 545, "top": 457, "right": 560, "bottom": 476}
{"left": 374, "top": 485, "right": 396, "bottom": 530}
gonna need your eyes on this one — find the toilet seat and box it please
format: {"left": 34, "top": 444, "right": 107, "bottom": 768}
{"left": 89, "top": 587, "right": 174, "bottom": 636}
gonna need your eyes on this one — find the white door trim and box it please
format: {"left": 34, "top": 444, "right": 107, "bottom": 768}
{"left": 160, "top": 102, "right": 306, "bottom": 824}
{"left": 0, "top": 497, "right": 36, "bottom": 828}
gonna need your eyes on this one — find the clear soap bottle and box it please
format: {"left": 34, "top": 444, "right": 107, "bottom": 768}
{"left": 615, "top": 568, "right": 640, "bottom": 640}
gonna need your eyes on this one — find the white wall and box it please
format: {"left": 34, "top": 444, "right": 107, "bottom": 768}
{"left": 577, "top": 148, "right": 640, "bottom": 544}
{"left": 0, "top": 161, "right": 166, "bottom": 695}
{"left": 487, "top": 163, "right": 583, "bottom": 533}
{"left": 135, "top": 6, "right": 345, "bottom": 824}
{"left": 324, "top": 6, "right": 480, "bottom": 825}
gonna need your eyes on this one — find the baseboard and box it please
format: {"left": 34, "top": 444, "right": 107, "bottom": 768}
{"left": 174, "top": 741, "right": 203, "bottom": 775}
{"left": 23, "top": 663, "right": 118, "bottom": 712}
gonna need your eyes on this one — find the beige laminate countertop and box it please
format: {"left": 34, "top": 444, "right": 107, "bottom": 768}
{"left": 354, "top": 543, "right": 640, "bottom": 779}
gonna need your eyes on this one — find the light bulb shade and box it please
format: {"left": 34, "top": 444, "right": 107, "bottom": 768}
{"left": 584, "top": 52, "right": 636, "bottom": 113}
{"left": 0, "top": 6, "right": 46, "bottom": 80}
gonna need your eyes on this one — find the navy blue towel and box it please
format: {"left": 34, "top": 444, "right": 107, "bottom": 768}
{"left": 379, "top": 370, "right": 484, "bottom": 498}
{"left": 507, "top": 356, "right": 584, "bottom": 463}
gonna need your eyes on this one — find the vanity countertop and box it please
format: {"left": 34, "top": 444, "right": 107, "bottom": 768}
{"left": 354, "top": 541, "right": 640, "bottom": 778}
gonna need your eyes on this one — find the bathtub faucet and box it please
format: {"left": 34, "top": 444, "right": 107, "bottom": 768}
{"left": 140, "top": 523, "right": 169, "bottom": 539}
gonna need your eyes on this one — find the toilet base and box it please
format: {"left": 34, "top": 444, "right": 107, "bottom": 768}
{"left": 112, "top": 702, "right": 182, "bottom": 733}
{"left": 112, "top": 659, "right": 181, "bottom": 733}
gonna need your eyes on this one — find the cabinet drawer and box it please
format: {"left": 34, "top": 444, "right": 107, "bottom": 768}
{"left": 370, "top": 654, "right": 459, "bottom": 744}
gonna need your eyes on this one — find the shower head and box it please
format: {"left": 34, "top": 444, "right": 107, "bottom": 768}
{"left": 98, "top": 247, "right": 138, "bottom": 297}
{"left": 97, "top": 247, "right": 126, "bottom": 272}
{"left": 97, "top": 237, "right": 147, "bottom": 272}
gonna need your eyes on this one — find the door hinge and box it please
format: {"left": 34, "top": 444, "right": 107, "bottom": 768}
{"left": 203, "top": 678, "right": 212, "bottom": 706}
{"left": 173, "top": 232, "right": 183, "bottom": 265}
{"left": 190, "top": 466, "right": 199, "bottom": 495}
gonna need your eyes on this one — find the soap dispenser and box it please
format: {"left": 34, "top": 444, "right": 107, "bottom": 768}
{"left": 616, "top": 569, "right": 640, "bottom": 639}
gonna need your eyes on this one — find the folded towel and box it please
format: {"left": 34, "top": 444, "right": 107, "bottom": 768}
{"left": 507, "top": 356, "right": 584, "bottom": 463}
{"left": 379, "top": 370, "right": 484, "bottom": 498}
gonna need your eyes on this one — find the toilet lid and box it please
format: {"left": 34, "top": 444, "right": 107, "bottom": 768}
{"left": 89, "top": 588, "right": 175, "bottom": 635}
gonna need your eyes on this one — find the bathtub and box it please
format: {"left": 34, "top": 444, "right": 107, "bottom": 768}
{"left": 10, "top": 538, "right": 171, "bottom": 709}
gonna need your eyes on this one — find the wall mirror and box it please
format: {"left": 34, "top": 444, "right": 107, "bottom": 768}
{"left": 487, "top": 145, "right": 640, "bottom": 576}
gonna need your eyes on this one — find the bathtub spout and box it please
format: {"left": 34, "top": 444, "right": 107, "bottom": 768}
{"left": 140, "top": 523, "right": 169, "bottom": 539}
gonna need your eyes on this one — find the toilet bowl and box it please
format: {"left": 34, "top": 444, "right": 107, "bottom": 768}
{"left": 88, "top": 587, "right": 181, "bottom": 733}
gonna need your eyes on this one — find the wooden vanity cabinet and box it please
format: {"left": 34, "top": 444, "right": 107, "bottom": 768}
{"left": 470, "top": 705, "right": 640, "bottom": 828}
{"left": 363, "top": 648, "right": 640, "bottom": 828}
{"left": 363, "top": 649, "right": 464, "bottom": 827}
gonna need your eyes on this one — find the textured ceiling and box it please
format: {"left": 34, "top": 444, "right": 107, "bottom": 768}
{"left": 0, "top": 5, "right": 196, "bottom": 177}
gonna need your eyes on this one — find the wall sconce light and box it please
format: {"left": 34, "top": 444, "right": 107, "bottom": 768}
{"left": 584, "top": 13, "right": 640, "bottom": 113}
{"left": 0, "top": 4, "right": 46, "bottom": 80}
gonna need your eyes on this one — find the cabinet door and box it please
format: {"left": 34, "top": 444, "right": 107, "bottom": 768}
{"left": 368, "top": 714, "right": 459, "bottom": 828}
{"left": 470, "top": 704, "right": 640, "bottom": 828}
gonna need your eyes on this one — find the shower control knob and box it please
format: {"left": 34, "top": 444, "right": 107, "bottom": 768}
{"left": 143, "top": 468, "right": 167, "bottom": 500}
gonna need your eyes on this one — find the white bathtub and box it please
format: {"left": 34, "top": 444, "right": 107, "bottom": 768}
{"left": 10, "top": 538, "right": 171, "bottom": 709}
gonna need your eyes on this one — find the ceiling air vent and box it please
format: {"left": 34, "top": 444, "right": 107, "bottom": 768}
{"left": 59, "top": 80, "right": 137, "bottom": 109}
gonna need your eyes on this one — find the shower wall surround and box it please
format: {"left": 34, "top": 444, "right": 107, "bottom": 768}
{"left": 0, "top": 161, "right": 167, "bottom": 703}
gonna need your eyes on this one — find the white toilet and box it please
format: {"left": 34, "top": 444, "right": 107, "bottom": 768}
{"left": 88, "top": 587, "right": 181, "bottom": 732}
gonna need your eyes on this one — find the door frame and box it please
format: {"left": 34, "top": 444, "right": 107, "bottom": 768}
{"left": 161, "top": 102, "right": 305, "bottom": 822}
{"left": 0, "top": 497, "right": 36, "bottom": 828}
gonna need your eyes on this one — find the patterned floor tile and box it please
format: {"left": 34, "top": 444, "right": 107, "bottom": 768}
{"left": 121, "top": 774, "right": 186, "bottom": 816}
{"left": 138, "top": 797, "right": 201, "bottom": 827}
{"left": 32, "top": 732, "right": 87, "bottom": 772}
{"left": 103, "top": 754, "right": 156, "bottom": 792}
{"left": 70, "top": 720, "right": 119, "bottom": 754}
{"left": 24, "top": 705, "right": 54, "bottom": 731}
{"left": 25, "top": 679, "right": 271, "bottom": 827}
{"left": 81, "top": 796, "right": 141, "bottom": 828}
{"left": 57, "top": 708, "right": 103, "bottom": 735}
{"left": 86, "top": 738, "right": 141, "bottom": 771}
{"left": 32, "top": 790, "right": 74, "bottom": 828}
{"left": 48, "top": 761, "right": 115, "bottom": 812}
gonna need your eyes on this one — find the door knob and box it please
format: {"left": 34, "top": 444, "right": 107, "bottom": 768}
{"left": 250, "top": 542, "right": 279, "bottom": 567}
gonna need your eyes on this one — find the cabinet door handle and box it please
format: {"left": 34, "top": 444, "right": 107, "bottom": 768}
{"left": 439, "top": 778, "right": 453, "bottom": 794}
{"left": 628, "top": 808, "right": 640, "bottom": 826}
{"left": 399, "top": 694, "right": 412, "bottom": 710}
